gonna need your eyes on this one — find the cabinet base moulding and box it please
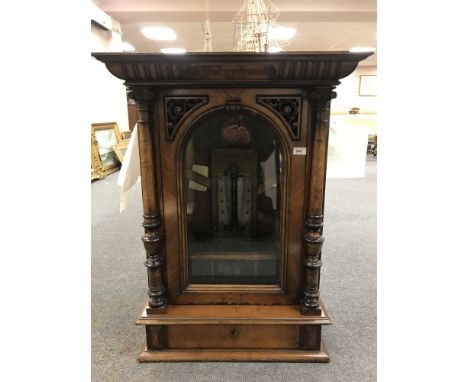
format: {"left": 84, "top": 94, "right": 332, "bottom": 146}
{"left": 136, "top": 302, "right": 331, "bottom": 362}
{"left": 138, "top": 342, "right": 329, "bottom": 363}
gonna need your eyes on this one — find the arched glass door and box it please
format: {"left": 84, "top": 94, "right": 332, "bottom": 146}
{"left": 183, "top": 111, "right": 283, "bottom": 285}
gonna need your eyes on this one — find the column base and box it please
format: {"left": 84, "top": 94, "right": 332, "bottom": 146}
{"left": 146, "top": 305, "right": 167, "bottom": 314}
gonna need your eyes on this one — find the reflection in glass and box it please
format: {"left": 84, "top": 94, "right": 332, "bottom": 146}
{"left": 95, "top": 128, "right": 120, "bottom": 167}
{"left": 184, "top": 111, "right": 282, "bottom": 285}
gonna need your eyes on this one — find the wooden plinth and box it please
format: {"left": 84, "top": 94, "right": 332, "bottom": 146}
{"left": 136, "top": 301, "right": 331, "bottom": 362}
{"left": 138, "top": 341, "right": 329, "bottom": 363}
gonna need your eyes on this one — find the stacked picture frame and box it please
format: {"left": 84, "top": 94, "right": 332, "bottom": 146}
{"left": 91, "top": 122, "right": 122, "bottom": 181}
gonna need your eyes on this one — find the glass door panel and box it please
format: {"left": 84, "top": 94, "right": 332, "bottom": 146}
{"left": 184, "top": 111, "right": 283, "bottom": 284}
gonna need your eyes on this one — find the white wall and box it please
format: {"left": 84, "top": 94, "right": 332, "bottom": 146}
{"left": 332, "top": 65, "right": 377, "bottom": 114}
{"left": 328, "top": 65, "right": 377, "bottom": 179}
{"left": 90, "top": 20, "right": 129, "bottom": 133}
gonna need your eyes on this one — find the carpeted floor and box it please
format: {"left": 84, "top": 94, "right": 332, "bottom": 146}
{"left": 92, "top": 156, "right": 376, "bottom": 382}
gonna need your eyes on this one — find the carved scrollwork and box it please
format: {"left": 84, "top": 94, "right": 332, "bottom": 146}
{"left": 165, "top": 96, "right": 208, "bottom": 140}
{"left": 257, "top": 96, "right": 301, "bottom": 140}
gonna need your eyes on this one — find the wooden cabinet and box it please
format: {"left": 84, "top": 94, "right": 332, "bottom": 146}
{"left": 92, "top": 51, "right": 371, "bottom": 362}
{"left": 127, "top": 101, "right": 138, "bottom": 131}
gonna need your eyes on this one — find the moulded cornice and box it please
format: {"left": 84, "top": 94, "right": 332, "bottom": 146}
{"left": 91, "top": 51, "right": 372, "bottom": 87}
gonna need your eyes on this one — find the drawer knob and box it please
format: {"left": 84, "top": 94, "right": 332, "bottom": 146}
{"left": 229, "top": 328, "right": 239, "bottom": 338}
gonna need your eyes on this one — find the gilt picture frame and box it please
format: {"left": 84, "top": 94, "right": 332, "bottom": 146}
{"left": 91, "top": 122, "right": 122, "bottom": 180}
{"left": 121, "top": 130, "right": 132, "bottom": 140}
{"left": 112, "top": 139, "right": 130, "bottom": 164}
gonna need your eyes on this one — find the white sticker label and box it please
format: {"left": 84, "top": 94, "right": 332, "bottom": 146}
{"left": 293, "top": 147, "right": 307, "bottom": 155}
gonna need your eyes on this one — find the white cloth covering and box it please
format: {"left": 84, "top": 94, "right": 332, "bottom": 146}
{"left": 117, "top": 124, "right": 140, "bottom": 212}
{"left": 327, "top": 115, "right": 372, "bottom": 178}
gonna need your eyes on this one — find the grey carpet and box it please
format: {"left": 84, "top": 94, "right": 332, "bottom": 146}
{"left": 92, "top": 156, "right": 376, "bottom": 382}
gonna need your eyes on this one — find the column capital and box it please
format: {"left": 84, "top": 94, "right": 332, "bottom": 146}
{"left": 127, "top": 87, "right": 155, "bottom": 105}
{"left": 308, "top": 87, "right": 337, "bottom": 110}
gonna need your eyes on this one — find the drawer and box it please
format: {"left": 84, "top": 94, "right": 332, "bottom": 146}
{"left": 167, "top": 324, "right": 300, "bottom": 349}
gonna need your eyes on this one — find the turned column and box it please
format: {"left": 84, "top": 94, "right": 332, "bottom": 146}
{"left": 128, "top": 87, "right": 167, "bottom": 312}
{"left": 300, "top": 87, "right": 336, "bottom": 315}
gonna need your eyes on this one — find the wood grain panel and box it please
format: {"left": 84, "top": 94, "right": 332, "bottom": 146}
{"left": 167, "top": 325, "right": 300, "bottom": 349}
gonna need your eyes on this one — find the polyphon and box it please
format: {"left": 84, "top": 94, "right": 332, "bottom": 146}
{"left": 92, "top": 51, "right": 372, "bottom": 362}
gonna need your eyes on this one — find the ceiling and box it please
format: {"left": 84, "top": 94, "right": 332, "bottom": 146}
{"left": 94, "top": 0, "right": 377, "bottom": 66}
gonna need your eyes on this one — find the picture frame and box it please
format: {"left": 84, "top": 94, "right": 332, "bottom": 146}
{"left": 91, "top": 122, "right": 122, "bottom": 180}
{"left": 113, "top": 139, "right": 130, "bottom": 164}
{"left": 121, "top": 130, "right": 132, "bottom": 140}
{"left": 359, "top": 75, "right": 377, "bottom": 96}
